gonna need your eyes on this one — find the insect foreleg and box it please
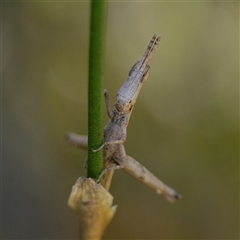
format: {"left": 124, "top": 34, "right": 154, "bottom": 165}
{"left": 92, "top": 139, "right": 125, "bottom": 152}
{"left": 104, "top": 89, "right": 114, "bottom": 119}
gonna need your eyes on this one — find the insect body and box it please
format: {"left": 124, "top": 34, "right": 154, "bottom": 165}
{"left": 94, "top": 35, "right": 160, "bottom": 175}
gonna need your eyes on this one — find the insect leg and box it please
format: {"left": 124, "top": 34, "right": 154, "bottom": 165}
{"left": 104, "top": 89, "right": 114, "bottom": 119}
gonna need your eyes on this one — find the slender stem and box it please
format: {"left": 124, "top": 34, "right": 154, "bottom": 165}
{"left": 87, "top": 0, "right": 107, "bottom": 179}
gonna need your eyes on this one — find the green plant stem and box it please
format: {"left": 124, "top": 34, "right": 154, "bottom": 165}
{"left": 87, "top": 0, "right": 107, "bottom": 179}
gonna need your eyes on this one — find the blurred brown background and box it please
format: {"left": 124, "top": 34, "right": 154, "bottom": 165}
{"left": 2, "top": 1, "right": 239, "bottom": 239}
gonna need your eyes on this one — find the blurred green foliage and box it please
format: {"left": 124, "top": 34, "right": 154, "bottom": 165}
{"left": 2, "top": 2, "right": 239, "bottom": 239}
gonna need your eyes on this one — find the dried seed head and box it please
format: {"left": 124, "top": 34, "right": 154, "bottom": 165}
{"left": 68, "top": 176, "right": 117, "bottom": 240}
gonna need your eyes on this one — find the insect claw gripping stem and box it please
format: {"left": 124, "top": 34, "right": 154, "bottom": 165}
{"left": 92, "top": 143, "right": 105, "bottom": 152}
